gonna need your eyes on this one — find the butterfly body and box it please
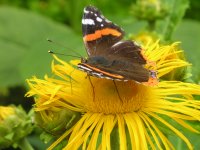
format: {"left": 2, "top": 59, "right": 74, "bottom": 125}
{"left": 78, "top": 6, "right": 158, "bottom": 85}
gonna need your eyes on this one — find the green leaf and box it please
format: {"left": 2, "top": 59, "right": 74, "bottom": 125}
{"left": 0, "top": 6, "right": 84, "bottom": 88}
{"left": 172, "top": 19, "right": 200, "bottom": 82}
{"left": 158, "top": 0, "right": 189, "bottom": 41}
{"left": 168, "top": 131, "right": 200, "bottom": 150}
{"left": 28, "top": 134, "right": 48, "bottom": 150}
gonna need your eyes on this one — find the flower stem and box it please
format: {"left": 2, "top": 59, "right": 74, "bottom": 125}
{"left": 162, "top": 0, "right": 189, "bottom": 41}
{"left": 17, "top": 138, "right": 34, "bottom": 150}
{"left": 147, "top": 20, "right": 156, "bottom": 31}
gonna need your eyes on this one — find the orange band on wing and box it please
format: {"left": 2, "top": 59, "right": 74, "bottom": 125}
{"left": 83, "top": 28, "right": 122, "bottom": 42}
{"left": 82, "top": 63, "right": 124, "bottom": 79}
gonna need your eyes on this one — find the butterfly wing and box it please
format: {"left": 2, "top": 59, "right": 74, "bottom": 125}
{"left": 82, "top": 6, "right": 124, "bottom": 56}
{"left": 106, "top": 40, "right": 147, "bottom": 65}
{"left": 78, "top": 59, "right": 149, "bottom": 82}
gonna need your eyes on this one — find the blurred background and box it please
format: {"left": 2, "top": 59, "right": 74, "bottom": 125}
{"left": 0, "top": 0, "right": 200, "bottom": 149}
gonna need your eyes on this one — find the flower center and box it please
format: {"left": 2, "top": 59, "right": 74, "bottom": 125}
{"left": 80, "top": 78, "right": 155, "bottom": 114}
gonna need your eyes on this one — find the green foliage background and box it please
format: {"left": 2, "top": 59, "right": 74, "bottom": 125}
{"left": 0, "top": 0, "right": 200, "bottom": 149}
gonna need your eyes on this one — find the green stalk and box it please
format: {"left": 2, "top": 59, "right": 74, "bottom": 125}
{"left": 17, "top": 138, "right": 34, "bottom": 150}
{"left": 162, "top": 0, "right": 189, "bottom": 41}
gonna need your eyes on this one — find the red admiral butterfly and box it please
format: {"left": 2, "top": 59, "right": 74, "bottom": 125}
{"left": 78, "top": 6, "right": 158, "bottom": 85}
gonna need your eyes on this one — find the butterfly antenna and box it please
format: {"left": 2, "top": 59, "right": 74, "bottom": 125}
{"left": 47, "top": 38, "right": 82, "bottom": 57}
{"left": 48, "top": 50, "right": 82, "bottom": 59}
{"left": 88, "top": 75, "right": 95, "bottom": 101}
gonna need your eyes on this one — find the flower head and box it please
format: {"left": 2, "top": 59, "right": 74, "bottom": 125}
{"left": 26, "top": 41, "right": 200, "bottom": 150}
{"left": 0, "top": 106, "right": 34, "bottom": 149}
{"left": 131, "top": 0, "right": 169, "bottom": 21}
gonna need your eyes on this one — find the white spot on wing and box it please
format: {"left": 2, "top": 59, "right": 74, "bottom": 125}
{"left": 101, "top": 24, "right": 104, "bottom": 27}
{"left": 134, "top": 41, "right": 141, "bottom": 47}
{"left": 115, "top": 79, "right": 121, "bottom": 81}
{"left": 84, "top": 8, "right": 90, "bottom": 14}
{"left": 82, "top": 19, "right": 95, "bottom": 25}
{"left": 105, "top": 77, "right": 112, "bottom": 80}
{"left": 92, "top": 72, "right": 102, "bottom": 76}
{"left": 78, "top": 65, "right": 92, "bottom": 72}
{"left": 105, "top": 19, "right": 111, "bottom": 23}
{"left": 96, "top": 17, "right": 103, "bottom": 22}
{"left": 112, "top": 41, "right": 123, "bottom": 47}
{"left": 100, "top": 15, "right": 105, "bottom": 18}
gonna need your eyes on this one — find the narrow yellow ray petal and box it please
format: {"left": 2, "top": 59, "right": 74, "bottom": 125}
{"left": 165, "top": 96, "right": 193, "bottom": 101}
{"left": 104, "top": 115, "right": 116, "bottom": 150}
{"left": 53, "top": 55, "right": 75, "bottom": 70}
{"left": 174, "top": 118, "right": 200, "bottom": 133}
{"left": 161, "top": 107, "right": 200, "bottom": 121}
{"left": 101, "top": 115, "right": 116, "bottom": 150}
{"left": 101, "top": 121, "right": 107, "bottom": 150}
{"left": 148, "top": 112, "right": 193, "bottom": 150}
{"left": 52, "top": 66, "right": 72, "bottom": 81}
{"left": 124, "top": 115, "right": 136, "bottom": 150}
{"left": 146, "top": 108, "right": 197, "bottom": 120}
{"left": 43, "top": 86, "right": 62, "bottom": 105}
{"left": 82, "top": 115, "right": 101, "bottom": 150}
{"left": 67, "top": 114, "right": 90, "bottom": 141}
{"left": 132, "top": 113, "right": 148, "bottom": 150}
{"left": 67, "top": 113, "right": 101, "bottom": 145}
{"left": 45, "top": 75, "right": 71, "bottom": 85}
{"left": 57, "top": 101, "right": 83, "bottom": 112}
{"left": 47, "top": 127, "right": 73, "bottom": 150}
{"left": 143, "top": 125, "right": 156, "bottom": 150}
{"left": 139, "top": 112, "right": 163, "bottom": 150}
{"left": 88, "top": 117, "right": 104, "bottom": 150}
{"left": 157, "top": 60, "right": 188, "bottom": 68}
{"left": 140, "top": 112, "right": 175, "bottom": 150}
{"left": 124, "top": 114, "right": 140, "bottom": 150}
{"left": 117, "top": 114, "right": 127, "bottom": 150}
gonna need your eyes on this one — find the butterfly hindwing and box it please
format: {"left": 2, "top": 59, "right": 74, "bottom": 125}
{"left": 106, "top": 40, "right": 147, "bottom": 64}
{"left": 78, "top": 60, "right": 149, "bottom": 82}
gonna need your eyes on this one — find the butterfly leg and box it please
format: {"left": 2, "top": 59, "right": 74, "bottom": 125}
{"left": 113, "top": 80, "right": 122, "bottom": 103}
{"left": 88, "top": 75, "right": 95, "bottom": 101}
{"left": 69, "top": 68, "right": 76, "bottom": 95}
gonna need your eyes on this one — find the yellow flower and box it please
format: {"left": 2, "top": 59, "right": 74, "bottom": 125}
{"left": 26, "top": 41, "right": 200, "bottom": 150}
{"left": 131, "top": 32, "right": 158, "bottom": 45}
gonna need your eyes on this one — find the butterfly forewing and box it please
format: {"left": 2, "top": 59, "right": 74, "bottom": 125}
{"left": 82, "top": 6, "right": 124, "bottom": 56}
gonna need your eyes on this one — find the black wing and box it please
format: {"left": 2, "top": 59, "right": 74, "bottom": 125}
{"left": 99, "top": 62, "right": 149, "bottom": 82}
{"left": 101, "top": 40, "right": 147, "bottom": 65}
{"left": 82, "top": 6, "right": 124, "bottom": 56}
{"left": 79, "top": 57, "right": 149, "bottom": 82}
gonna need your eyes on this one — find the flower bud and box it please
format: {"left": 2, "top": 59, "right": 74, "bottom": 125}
{"left": 0, "top": 106, "right": 33, "bottom": 149}
{"left": 132, "top": 0, "right": 169, "bottom": 21}
{"left": 34, "top": 109, "right": 81, "bottom": 139}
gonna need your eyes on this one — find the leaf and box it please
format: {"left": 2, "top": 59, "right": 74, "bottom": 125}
{"left": 159, "top": 0, "right": 189, "bottom": 41}
{"left": 168, "top": 131, "right": 200, "bottom": 150}
{"left": 172, "top": 19, "right": 200, "bottom": 82}
{"left": 0, "top": 6, "right": 84, "bottom": 87}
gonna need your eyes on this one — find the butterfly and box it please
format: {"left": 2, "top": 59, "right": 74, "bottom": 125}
{"left": 78, "top": 6, "right": 158, "bottom": 85}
